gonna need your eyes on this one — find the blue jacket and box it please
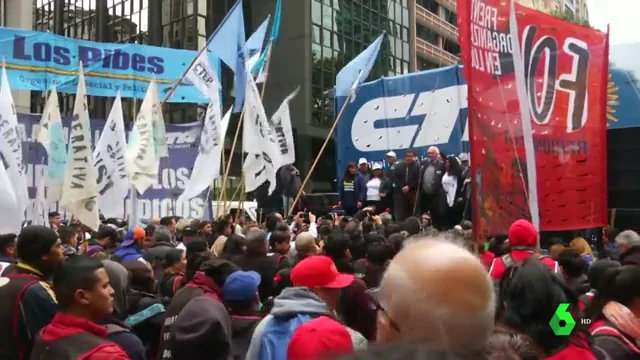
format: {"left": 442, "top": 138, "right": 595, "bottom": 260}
{"left": 112, "top": 245, "right": 144, "bottom": 263}
{"left": 339, "top": 173, "right": 366, "bottom": 207}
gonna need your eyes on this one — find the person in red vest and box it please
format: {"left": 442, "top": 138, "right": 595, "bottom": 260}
{"left": 489, "top": 219, "right": 558, "bottom": 281}
{"left": 30, "top": 256, "right": 129, "bottom": 360}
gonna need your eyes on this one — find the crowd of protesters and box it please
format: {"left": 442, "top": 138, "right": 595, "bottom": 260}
{"left": 0, "top": 194, "right": 639, "bottom": 359}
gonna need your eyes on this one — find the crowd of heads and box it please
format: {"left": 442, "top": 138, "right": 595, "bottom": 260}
{"left": 2, "top": 207, "right": 640, "bottom": 360}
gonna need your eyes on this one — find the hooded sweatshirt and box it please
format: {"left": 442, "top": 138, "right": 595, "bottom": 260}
{"left": 100, "top": 260, "right": 147, "bottom": 360}
{"left": 245, "top": 287, "right": 367, "bottom": 360}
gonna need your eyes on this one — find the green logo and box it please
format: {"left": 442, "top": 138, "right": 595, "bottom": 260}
{"left": 550, "top": 303, "right": 576, "bottom": 336}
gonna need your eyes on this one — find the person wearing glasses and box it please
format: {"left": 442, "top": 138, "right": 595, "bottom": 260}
{"left": 375, "top": 237, "right": 495, "bottom": 351}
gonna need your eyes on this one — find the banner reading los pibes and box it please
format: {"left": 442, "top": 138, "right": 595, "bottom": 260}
{"left": 457, "top": 1, "right": 609, "bottom": 234}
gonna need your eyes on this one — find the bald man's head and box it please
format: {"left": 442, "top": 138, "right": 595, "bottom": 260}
{"left": 377, "top": 237, "right": 495, "bottom": 350}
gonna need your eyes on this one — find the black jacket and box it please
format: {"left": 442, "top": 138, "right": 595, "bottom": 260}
{"left": 393, "top": 160, "right": 421, "bottom": 193}
{"left": 229, "top": 313, "right": 264, "bottom": 360}
{"left": 419, "top": 159, "right": 446, "bottom": 194}
{"left": 233, "top": 254, "right": 280, "bottom": 303}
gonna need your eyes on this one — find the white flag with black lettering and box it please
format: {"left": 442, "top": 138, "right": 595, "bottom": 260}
{"left": 0, "top": 156, "right": 18, "bottom": 233}
{"left": 0, "top": 65, "right": 28, "bottom": 220}
{"left": 177, "top": 84, "right": 224, "bottom": 203}
{"left": 31, "top": 168, "right": 47, "bottom": 226}
{"left": 243, "top": 152, "right": 276, "bottom": 194}
{"left": 127, "top": 80, "right": 161, "bottom": 195}
{"left": 60, "top": 63, "right": 100, "bottom": 231}
{"left": 242, "top": 74, "right": 278, "bottom": 194}
{"left": 270, "top": 87, "right": 299, "bottom": 168}
{"left": 36, "top": 89, "right": 67, "bottom": 204}
{"left": 93, "top": 93, "right": 129, "bottom": 218}
{"left": 185, "top": 47, "right": 219, "bottom": 98}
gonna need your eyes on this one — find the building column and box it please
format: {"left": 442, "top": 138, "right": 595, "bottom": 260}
{"left": 5, "top": 0, "right": 32, "bottom": 113}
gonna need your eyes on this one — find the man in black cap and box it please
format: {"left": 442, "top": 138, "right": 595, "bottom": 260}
{"left": 0, "top": 225, "right": 64, "bottom": 358}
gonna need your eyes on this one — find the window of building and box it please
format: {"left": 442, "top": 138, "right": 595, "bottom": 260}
{"left": 444, "top": 41, "right": 460, "bottom": 56}
{"left": 417, "top": 0, "right": 439, "bottom": 13}
{"left": 416, "top": 23, "right": 438, "bottom": 45}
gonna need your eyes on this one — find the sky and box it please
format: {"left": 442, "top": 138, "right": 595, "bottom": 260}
{"left": 586, "top": 0, "right": 640, "bottom": 45}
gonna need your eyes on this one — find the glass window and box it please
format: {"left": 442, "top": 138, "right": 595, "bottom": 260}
{"left": 322, "top": 5, "right": 332, "bottom": 28}
{"left": 162, "top": 0, "right": 171, "bottom": 25}
{"left": 312, "top": 43, "right": 322, "bottom": 61}
{"left": 312, "top": 25, "right": 321, "bottom": 44}
{"left": 312, "top": 0, "right": 322, "bottom": 25}
{"left": 322, "top": 29, "right": 331, "bottom": 47}
{"left": 185, "top": 0, "right": 194, "bottom": 15}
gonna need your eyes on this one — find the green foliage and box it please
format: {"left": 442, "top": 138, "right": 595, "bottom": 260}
{"left": 549, "top": 9, "right": 591, "bottom": 27}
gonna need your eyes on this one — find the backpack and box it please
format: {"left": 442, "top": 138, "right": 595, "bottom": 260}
{"left": 257, "top": 314, "right": 315, "bottom": 360}
{"left": 501, "top": 253, "right": 558, "bottom": 273}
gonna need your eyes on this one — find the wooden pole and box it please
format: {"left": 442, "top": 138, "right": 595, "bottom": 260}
{"left": 288, "top": 90, "right": 353, "bottom": 216}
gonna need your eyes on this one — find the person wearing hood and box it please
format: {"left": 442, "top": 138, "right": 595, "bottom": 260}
{"left": 557, "top": 248, "right": 590, "bottom": 297}
{"left": 222, "top": 271, "right": 264, "bottom": 359}
{"left": 101, "top": 260, "right": 147, "bottom": 360}
{"left": 489, "top": 219, "right": 559, "bottom": 282}
{"left": 85, "top": 226, "right": 119, "bottom": 259}
{"left": 143, "top": 231, "right": 176, "bottom": 267}
{"left": 245, "top": 256, "right": 367, "bottom": 360}
{"left": 123, "top": 260, "right": 167, "bottom": 359}
{"left": 112, "top": 228, "right": 147, "bottom": 264}
{"left": 615, "top": 230, "right": 640, "bottom": 266}
{"left": 169, "top": 259, "right": 238, "bottom": 360}
{"left": 156, "top": 258, "right": 238, "bottom": 360}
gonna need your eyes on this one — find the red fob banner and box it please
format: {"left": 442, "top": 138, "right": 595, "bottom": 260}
{"left": 457, "top": 1, "right": 609, "bottom": 235}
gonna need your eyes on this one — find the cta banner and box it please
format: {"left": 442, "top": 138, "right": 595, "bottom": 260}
{"left": 18, "top": 113, "right": 211, "bottom": 221}
{"left": 335, "top": 66, "right": 469, "bottom": 176}
{"left": 458, "top": 1, "right": 608, "bottom": 233}
{"left": 0, "top": 27, "right": 220, "bottom": 103}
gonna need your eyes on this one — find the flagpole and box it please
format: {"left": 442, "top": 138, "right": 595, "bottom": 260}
{"left": 288, "top": 90, "right": 353, "bottom": 216}
{"left": 160, "top": 0, "right": 243, "bottom": 104}
{"left": 130, "top": 98, "right": 140, "bottom": 228}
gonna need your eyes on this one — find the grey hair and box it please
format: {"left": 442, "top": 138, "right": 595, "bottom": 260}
{"left": 615, "top": 230, "right": 640, "bottom": 247}
{"left": 379, "top": 236, "right": 495, "bottom": 350}
{"left": 427, "top": 146, "right": 440, "bottom": 154}
{"left": 154, "top": 225, "right": 171, "bottom": 237}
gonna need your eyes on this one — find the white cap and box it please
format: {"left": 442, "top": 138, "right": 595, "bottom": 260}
{"left": 358, "top": 157, "right": 368, "bottom": 165}
{"left": 385, "top": 151, "right": 397, "bottom": 158}
{"left": 459, "top": 153, "right": 470, "bottom": 161}
{"left": 372, "top": 163, "right": 383, "bottom": 170}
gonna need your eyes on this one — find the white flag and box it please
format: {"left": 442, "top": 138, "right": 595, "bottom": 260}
{"left": 151, "top": 81, "right": 168, "bottom": 159}
{"left": 185, "top": 47, "right": 220, "bottom": 98}
{"left": 31, "top": 168, "right": 47, "bottom": 226}
{"left": 60, "top": 63, "right": 100, "bottom": 231}
{"left": 270, "top": 87, "right": 299, "bottom": 168}
{"left": 243, "top": 152, "right": 276, "bottom": 194}
{"left": 0, "top": 158, "right": 18, "bottom": 233}
{"left": 0, "top": 65, "right": 28, "bottom": 219}
{"left": 242, "top": 74, "right": 278, "bottom": 194}
{"left": 93, "top": 93, "right": 129, "bottom": 218}
{"left": 221, "top": 107, "right": 232, "bottom": 145}
{"left": 127, "top": 80, "right": 162, "bottom": 195}
{"left": 36, "top": 89, "right": 67, "bottom": 204}
{"left": 177, "top": 84, "right": 224, "bottom": 203}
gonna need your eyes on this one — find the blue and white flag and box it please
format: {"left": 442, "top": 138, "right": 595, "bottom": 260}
{"left": 336, "top": 33, "right": 385, "bottom": 98}
{"left": 250, "top": 0, "right": 282, "bottom": 81}
{"left": 36, "top": 89, "right": 67, "bottom": 204}
{"left": 207, "top": 0, "right": 246, "bottom": 112}
{"left": 246, "top": 16, "right": 270, "bottom": 62}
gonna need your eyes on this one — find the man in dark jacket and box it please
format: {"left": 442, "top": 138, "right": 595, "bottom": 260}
{"left": 222, "top": 271, "right": 264, "bottom": 359}
{"left": 393, "top": 150, "right": 421, "bottom": 221}
{"left": 30, "top": 256, "right": 129, "bottom": 360}
{"left": 143, "top": 231, "right": 176, "bottom": 266}
{"left": 0, "top": 233, "right": 17, "bottom": 275}
{"left": 233, "top": 230, "right": 281, "bottom": 303}
{"left": 419, "top": 146, "right": 446, "bottom": 228}
{"left": 278, "top": 164, "right": 302, "bottom": 216}
{"left": 169, "top": 259, "right": 239, "bottom": 360}
{"left": 0, "top": 225, "right": 64, "bottom": 359}
{"left": 157, "top": 258, "right": 239, "bottom": 360}
{"left": 380, "top": 151, "right": 397, "bottom": 214}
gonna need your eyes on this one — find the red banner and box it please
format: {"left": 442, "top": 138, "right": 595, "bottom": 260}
{"left": 457, "top": 1, "right": 609, "bottom": 235}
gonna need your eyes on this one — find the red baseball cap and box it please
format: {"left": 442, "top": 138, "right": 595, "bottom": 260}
{"left": 290, "top": 256, "right": 354, "bottom": 289}
{"left": 287, "top": 316, "right": 354, "bottom": 360}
